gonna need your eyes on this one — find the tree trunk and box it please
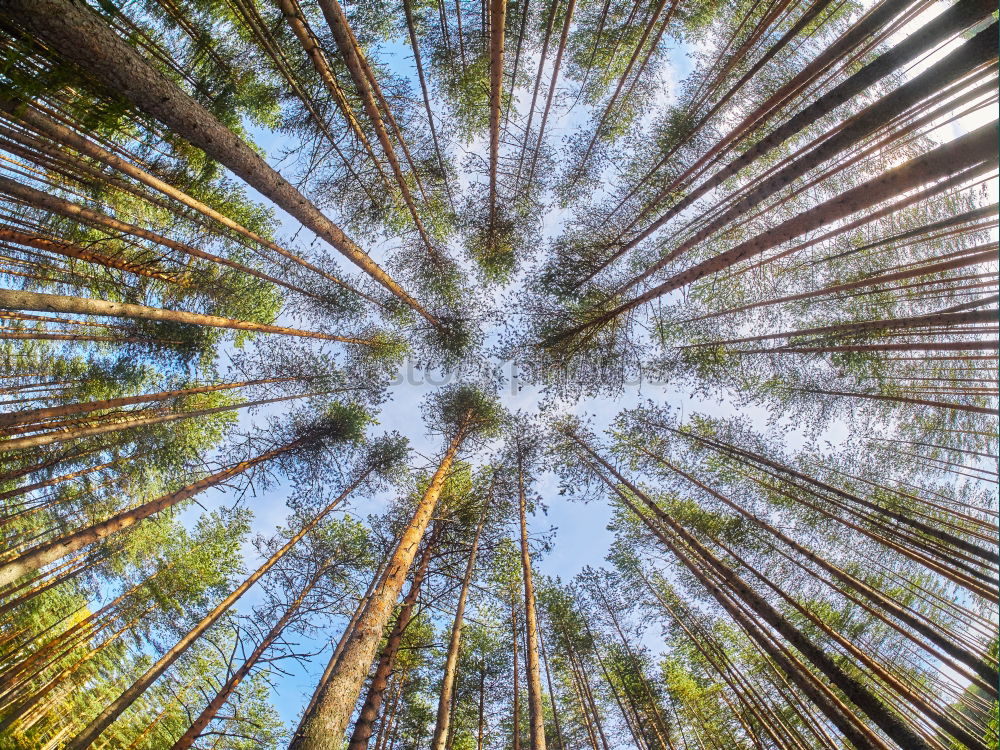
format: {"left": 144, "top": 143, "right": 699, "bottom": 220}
{"left": 402, "top": 0, "right": 454, "bottom": 211}
{"left": 0, "top": 377, "right": 297, "bottom": 428}
{"left": 314, "top": 0, "right": 439, "bottom": 261}
{"left": 0, "top": 391, "right": 317, "bottom": 453}
{"left": 0, "top": 99, "right": 368, "bottom": 302}
{"left": 0, "top": 430, "right": 317, "bottom": 588}
{"left": 547, "top": 121, "right": 998, "bottom": 346}
{"left": 487, "top": 0, "right": 506, "bottom": 227}
{"left": 2, "top": 0, "right": 437, "bottom": 326}
{"left": 525, "top": 0, "right": 576, "bottom": 188}
{"left": 0, "top": 289, "right": 370, "bottom": 345}
{"left": 64, "top": 470, "right": 370, "bottom": 750}
{"left": 292, "top": 552, "right": 393, "bottom": 743}
{"left": 0, "top": 228, "right": 177, "bottom": 283}
{"left": 0, "top": 174, "right": 314, "bottom": 298}
{"left": 517, "top": 458, "right": 547, "bottom": 750}
{"left": 348, "top": 529, "right": 438, "bottom": 749}
{"left": 538, "top": 627, "right": 566, "bottom": 750}
{"left": 430, "top": 501, "right": 489, "bottom": 750}
{"left": 688, "top": 245, "right": 997, "bottom": 322}
{"left": 616, "top": 0, "right": 994, "bottom": 261}
{"left": 291, "top": 429, "right": 466, "bottom": 749}
{"left": 640, "top": 446, "right": 998, "bottom": 686}
{"left": 511, "top": 598, "right": 522, "bottom": 750}
{"left": 572, "top": 433, "right": 935, "bottom": 750}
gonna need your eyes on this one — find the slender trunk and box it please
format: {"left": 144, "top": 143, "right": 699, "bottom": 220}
{"left": 291, "top": 429, "right": 466, "bottom": 749}
{"left": 170, "top": 566, "right": 325, "bottom": 749}
{"left": 293, "top": 553, "right": 392, "bottom": 743}
{"left": 0, "top": 175, "right": 312, "bottom": 298}
{"left": 797, "top": 387, "right": 997, "bottom": 416}
{"left": 693, "top": 309, "right": 997, "bottom": 347}
{"left": 688, "top": 245, "right": 997, "bottom": 322}
{"left": 0, "top": 377, "right": 297, "bottom": 428}
{"left": 517, "top": 457, "right": 547, "bottom": 750}
{"left": 566, "top": 0, "right": 672, "bottom": 185}
{"left": 65, "top": 470, "right": 369, "bottom": 750}
{"left": 477, "top": 668, "right": 486, "bottom": 750}
{"left": 3, "top": 0, "right": 436, "bottom": 325}
{"left": 402, "top": 0, "right": 455, "bottom": 212}
{"left": 487, "top": 0, "right": 506, "bottom": 228}
{"left": 572, "top": 433, "right": 936, "bottom": 750}
{"left": 0, "top": 99, "right": 367, "bottom": 301}
{"left": 430, "top": 501, "right": 489, "bottom": 750}
{"left": 617, "top": 0, "right": 993, "bottom": 260}
{"left": 538, "top": 626, "right": 565, "bottom": 750}
{"left": 0, "top": 391, "right": 318, "bottom": 453}
{"left": 640, "top": 447, "right": 998, "bottom": 686}
{"left": 0, "top": 228, "right": 177, "bottom": 282}
{"left": 314, "top": 0, "right": 439, "bottom": 261}
{"left": 524, "top": 0, "right": 576, "bottom": 188}
{"left": 512, "top": 598, "right": 521, "bottom": 750}
{"left": 0, "top": 430, "right": 316, "bottom": 588}
{"left": 0, "top": 454, "right": 134, "bottom": 503}
{"left": 0, "top": 289, "right": 371, "bottom": 345}
{"left": 347, "top": 530, "right": 438, "bottom": 750}
{"left": 273, "top": 0, "right": 390, "bottom": 184}
{"left": 618, "top": 23, "right": 998, "bottom": 294}
{"left": 547, "top": 121, "right": 998, "bottom": 346}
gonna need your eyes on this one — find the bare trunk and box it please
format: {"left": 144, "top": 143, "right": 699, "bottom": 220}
{"left": 0, "top": 289, "right": 370, "bottom": 345}
{"left": 0, "top": 377, "right": 296, "bottom": 428}
{"left": 2, "top": 0, "right": 436, "bottom": 325}
{"left": 547, "top": 121, "right": 998, "bottom": 346}
{"left": 65, "top": 471, "right": 370, "bottom": 750}
{"left": 517, "top": 459, "right": 547, "bottom": 750}
{"left": 487, "top": 0, "right": 506, "bottom": 227}
{"left": 0, "top": 98, "right": 367, "bottom": 301}
{"left": 348, "top": 531, "right": 438, "bottom": 749}
{"left": 430, "top": 502, "right": 489, "bottom": 750}
{"left": 0, "top": 228, "right": 176, "bottom": 282}
{"left": 0, "top": 430, "right": 316, "bottom": 588}
{"left": 315, "top": 0, "right": 439, "bottom": 261}
{"left": 0, "top": 391, "right": 318, "bottom": 453}
{"left": 291, "top": 430, "right": 466, "bottom": 749}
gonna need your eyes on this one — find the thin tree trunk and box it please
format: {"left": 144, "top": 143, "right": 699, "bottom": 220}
{"left": 517, "top": 456, "right": 547, "bottom": 750}
{"left": 314, "top": 0, "right": 439, "bottom": 261}
{"left": 512, "top": 597, "right": 522, "bottom": 750}
{"left": 293, "top": 552, "right": 392, "bottom": 743}
{"left": 348, "top": 529, "right": 439, "bottom": 750}
{"left": 615, "top": 0, "right": 992, "bottom": 260}
{"left": 571, "top": 432, "right": 936, "bottom": 750}
{"left": 0, "top": 391, "right": 320, "bottom": 453}
{"left": 0, "top": 377, "right": 297, "bottom": 428}
{"left": 0, "top": 430, "right": 318, "bottom": 588}
{"left": 430, "top": 501, "right": 489, "bottom": 750}
{"left": 402, "top": 0, "right": 455, "bottom": 211}
{"left": 487, "top": 0, "right": 506, "bottom": 230}
{"left": 64, "top": 470, "right": 370, "bottom": 750}
{"left": 0, "top": 228, "right": 177, "bottom": 282}
{"left": 0, "top": 175, "right": 312, "bottom": 298}
{"left": 547, "top": 121, "right": 998, "bottom": 346}
{"left": 538, "top": 626, "right": 566, "bottom": 750}
{"left": 0, "top": 289, "right": 372, "bottom": 345}
{"left": 291, "top": 428, "right": 467, "bottom": 749}
{"left": 3, "top": 0, "right": 437, "bottom": 326}
{"left": 686, "top": 245, "right": 997, "bottom": 322}
{"left": 0, "top": 98, "right": 369, "bottom": 302}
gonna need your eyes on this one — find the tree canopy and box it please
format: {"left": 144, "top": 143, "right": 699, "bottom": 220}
{"left": 0, "top": 0, "right": 995, "bottom": 748}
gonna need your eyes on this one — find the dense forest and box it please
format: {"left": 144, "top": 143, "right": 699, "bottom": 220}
{"left": 0, "top": 0, "right": 996, "bottom": 747}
